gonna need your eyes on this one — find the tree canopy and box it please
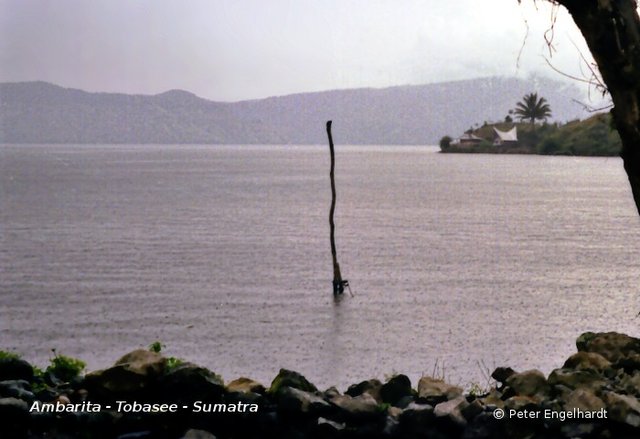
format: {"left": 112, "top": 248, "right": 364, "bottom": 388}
{"left": 514, "top": 93, "right": 552, "bottom": 124}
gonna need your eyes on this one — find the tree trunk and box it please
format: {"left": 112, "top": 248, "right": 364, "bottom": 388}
{"left": 552, "top": 0, "right": 640, "bottom": 216}
{"left": 327, "top": 120, "right": 345, "bottom": 295}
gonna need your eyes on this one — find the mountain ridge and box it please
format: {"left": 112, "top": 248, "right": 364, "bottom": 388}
{"left": 0, "top": 77, "right": 592, "bottom": 145}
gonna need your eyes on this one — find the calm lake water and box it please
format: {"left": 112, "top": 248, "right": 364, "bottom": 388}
{"left": 1, "top": 144, "right": 639, "bottom": 390}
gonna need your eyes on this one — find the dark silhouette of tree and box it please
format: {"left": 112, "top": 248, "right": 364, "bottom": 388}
{"left": 514, "top": 93, "right": 552, "bottom": 124}
{"left": 526, "top": 0, "right": 640, "bottom": 215}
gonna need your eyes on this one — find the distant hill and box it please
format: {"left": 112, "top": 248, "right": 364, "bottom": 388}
{"left": 0, "top": 77, "right": 591, "bottom": 145}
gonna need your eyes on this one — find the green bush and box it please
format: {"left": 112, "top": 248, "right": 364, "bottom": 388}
{"left": 46, "top": 352, "right": 86, "bottom": 382}
{"left": 0, "top": 350, "right": 21, "bottom": 361}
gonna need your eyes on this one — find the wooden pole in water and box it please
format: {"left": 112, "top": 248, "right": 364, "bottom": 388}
{"left": 327, "top": 120, "right": 345, "bottom": 296}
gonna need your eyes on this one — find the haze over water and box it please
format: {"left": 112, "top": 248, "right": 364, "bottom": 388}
{"left": 1, "top": 144, "right": 638, "bottom": 390}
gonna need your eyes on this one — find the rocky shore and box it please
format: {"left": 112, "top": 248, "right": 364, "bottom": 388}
{"left": 2, "top": 332, "right": 640, "bottom": 438}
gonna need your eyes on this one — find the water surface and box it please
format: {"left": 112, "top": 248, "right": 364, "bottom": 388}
{"left": 1, "top": 144, "right": 638, "bottom": 389}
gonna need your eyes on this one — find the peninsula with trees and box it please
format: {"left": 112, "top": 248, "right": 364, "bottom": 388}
{"left": 440, "top": 93, "right": 622, "bottom": 156}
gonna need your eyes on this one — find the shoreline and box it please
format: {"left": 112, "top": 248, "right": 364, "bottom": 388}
{"left": 2, "top": 331, "right": 640, "bottom": 438}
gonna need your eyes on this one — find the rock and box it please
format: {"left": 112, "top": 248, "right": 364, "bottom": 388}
{"left": 547, "top": 368, "right": 607, "bottom": 392}
{"left": 417, "top": 376, "right": 462, "bottom": 404}
{"left": 114, "top": 349, "right": 166, "bottom": 376}
{"left": 479, "top": 389, "right": 505, "bottom": 409}
{"left": 563, "top": 388, "right": 606, "bottom": 412}
{"left": 83, "top": 349, "right": 167, "bottom": 397}
{"left": 491, "top": 367, "right": 516, "bottom": 384}
{"left": 577, "top": 332, "right": 640, "bottom": 363}
{"left": 462, "top": 412, "right": 502, "bottom": 439}
{"left": 323, "top": 386, "right": 340, "bottom": 399}
{"left": 603, "top": 391, "right": 640, "bottom": 428}
{"left": 461, "top": 399, "right": 484, "bottom": 422}
{"left": 505, "top": 369, "right": 550, "bottom": 399}
{"left": 503, "top": 395, "right": 539, "bottom": 413}
{"left": 181, "top": 429, "right": 217, "bottom": 439}
{"left": 345, "top": 379, "right": 383, "bottom": 402}
{"left": 576, "top": 332, "right": 598, "bottom": 352}
{"left": 614, "top": 353, "right": 640, "bottom": 374}
{"left": 559, "top": 422, "right": 596, "bottom": 438}
{"left": 563, "top": 351, "right": 612, "bottom": 371}
{"left": 159, "top": 364, "right": 224, "bottom": 404}
{"left": 434, "top": 395, "right": 469, "bottom": 427}
{"left": 0, "top": 357, "right": 34, "bottom": 382}
{"left": 278, "top": 386, "right": 332, "bottom": 416}
{"left": 316, "top": 417, "right": 345, "bottom": 436}
{"left": 0, "top": 397, "right": 30, "bottom": 436}
{"left": 226, "top": 377, "right": 265, "bottom": 394}
{"left": 268, "top": 369, "right": 317, "bottom": 395}
{"left": 117, "top": 432, "right": 153, "bottom": 439}
{"left": 380, "top": 374, "right": 413, "bottom": 407}
{"left": 617, "top": 371, "right": 640, "bottom": 397}
{"left": 0, "top": 380, "right": 34, "bottom": 402}
{"left": 330, "top": 393, "right": 382, "bottom": 421}
{"left": 397, "top": 403, "right": 435, "bottom": 434}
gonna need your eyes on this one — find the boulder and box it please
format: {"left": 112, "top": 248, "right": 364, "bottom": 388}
{"left": 563, "top": 351, "right": 612, "bottom": 371}
{"left": 330, "top": 393, "right": 382, "bottom": 421}
{"left": 323, "top": 386, "right": 340, "bottom": 399}
{"left": 547, "top": 368, "right": 607, "bottom": 392}
{"left": 226, "top": 377, "right": 265, "bottom": 394}
{"left": 345, "top": 379, "right": 382, "bottom": 402}
{"left": 417, "top": 376, "right": 462, "bottom": 404}
{"left": 0, "top": 380, "right": 34, "bottom": 402}
{"left": 491, "top": 367, "right": 516, "bottom": 384}
{"left": 83, "top": 349, "right": 167, "bottom": 397}
{"left": 434, "top": 395, "right": 469, "bottom": 427}
{"left": 114, "top": 349, "right": 166, "bottom": 376}
{"left": 503, "top": 395, "right": 540, "bottom": 414}
{"left": 181, "top": 429, "right": 217, "bottom": 439}
{"left": 380, "top": 374, "right": 413, "bottom": 407}
{"left": 505, "top": 369, "right": 550, "bottom": 399}
{"left": 159, "top": 364, "right": 224, "bottom": 404}
{"left": 614, "top": 353, "right": 640, "bottom": 374}
{"left": 268, "top": 369, "right": 317, "bottom": 395}
{"left": 278, "top": 386, "right": 332, "bottom": 416}
{"left": 603, "top": 391, "right": 640, "bottom": 428}
{"left": 563, "top": 388, "right": 606, "bottom": 412}
{"left": 316, "top": 416, "right": 346, "bottom": 436}
{"left": 0, "top": 357, "right": 33, "bottom": 382}
{"left": 0, "top": 397, "right": 30, "bottom": 436}
{"left": 617, "top": 371, "right": 640, "bottom": 397}
{"left": 397, "top": 402, "right": 435, "bottom": 432}
{"left": 576, "top": 332, "right": 640, "bottom": 363}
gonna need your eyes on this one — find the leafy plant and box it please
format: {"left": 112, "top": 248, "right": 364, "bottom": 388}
{"left": 149, "top": 341, "right": 164, "bottom": 353}
{"left": 0, "top": 350, "right": 21, "bottom": 361}
{"left": 166, "top": 356, "right": 184, "bottom": 372}
{"left": 46, "top": 350, "right": 86, "bottom": 382}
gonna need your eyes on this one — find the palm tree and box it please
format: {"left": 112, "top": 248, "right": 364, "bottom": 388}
{"left": 514, "top": 93, "right": 552, "bottom": 124}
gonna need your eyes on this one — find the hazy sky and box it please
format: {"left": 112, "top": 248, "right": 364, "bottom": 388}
{"left": 0, "top": 0, "right": 600, "bottom": 102}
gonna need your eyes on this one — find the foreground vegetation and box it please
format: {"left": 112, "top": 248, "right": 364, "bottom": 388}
{"left": 2, "top": 332, "right": 640, "bottom": 438}
{"left": 441, "top": 113, "right": 622, "bottom": 156}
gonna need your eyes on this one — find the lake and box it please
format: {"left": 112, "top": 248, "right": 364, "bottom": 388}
{"left": 1, "top": 144, "right": 639, "bottom": 390}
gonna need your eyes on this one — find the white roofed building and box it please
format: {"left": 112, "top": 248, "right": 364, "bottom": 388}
{"left": 493, "top": 127, "right": 518, "bottom": 145}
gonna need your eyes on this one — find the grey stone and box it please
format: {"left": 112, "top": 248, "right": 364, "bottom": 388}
{"left": 417, "top": 376, "right": 462, "bottom": 404}
{"left": 0, "top": 357, "right": 33, "bottom": 382}
{"left": 269, "top": 369, "right": 317, "bottom": 395}
{"left": 278, "top": 386, "right": 331, "bottom": 415}
{"left": 505, "top": 369, "right": 550, "bottom": 399}
{"left": 603, "top": 391, "right": 640, "bottom": 428}
{"left": 181, "top": 429, "right": 217, "bottom": 439}
{"left": 380, "top": 374, "right": 412, "bottom": 407}
{"left": 434, "top": 395, "right": 469, "bottom": 427}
